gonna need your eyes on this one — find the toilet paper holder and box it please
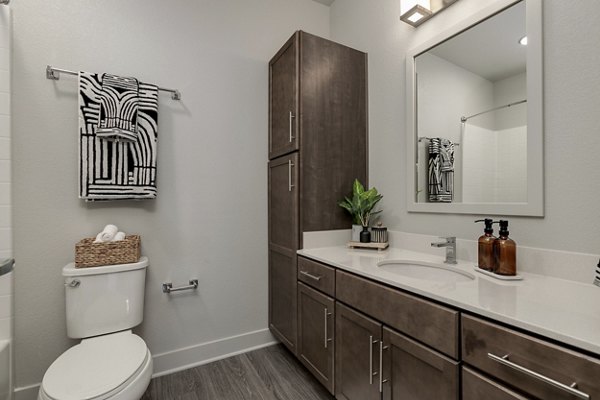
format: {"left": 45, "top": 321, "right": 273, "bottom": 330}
{"left": 162, "top": 279, "right": 199, "bottom": 294}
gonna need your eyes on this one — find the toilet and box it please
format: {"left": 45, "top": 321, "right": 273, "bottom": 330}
{"left": 38, "top": 257, "right": 152, "bottom": 400}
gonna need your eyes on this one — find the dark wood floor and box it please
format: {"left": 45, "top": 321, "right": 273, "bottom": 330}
{"left": 141, "top": 344, "right": 334, "bottom": 400}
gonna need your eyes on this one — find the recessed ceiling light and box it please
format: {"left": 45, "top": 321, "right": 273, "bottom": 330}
{"left": 519, "top": 36, "right": 528, "bottom": 46}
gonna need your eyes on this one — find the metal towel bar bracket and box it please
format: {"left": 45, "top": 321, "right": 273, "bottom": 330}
{"left": 162, "top": 279, "right": 199, "bottom": 294}
{"left": 46, "top": 65, "right": 182, "bottom": 100}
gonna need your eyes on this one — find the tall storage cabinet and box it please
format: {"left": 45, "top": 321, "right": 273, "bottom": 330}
{"left": 268, "top": 31, "right": 368, "bottom": 355}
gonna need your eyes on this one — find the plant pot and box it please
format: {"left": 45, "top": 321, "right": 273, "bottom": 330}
{"left": 351, "top": 224, "right": 362, "bottom": 242}
{"left": 360, "top": 226, "right": 371, "bottom": 243}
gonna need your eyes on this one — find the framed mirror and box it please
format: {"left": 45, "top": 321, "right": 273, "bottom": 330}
{"left": 406, "top": 0, "right": 543, "bottom": 216}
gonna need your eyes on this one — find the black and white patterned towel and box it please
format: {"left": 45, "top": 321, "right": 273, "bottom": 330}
{"left": 79, "top": 71, "right": 158, "bottom": 201}
{"left": 96, "top": 73, "right": 140, "bottom": 142}
{"left": 428, "top": 138, "right": 454, "bottom": 203}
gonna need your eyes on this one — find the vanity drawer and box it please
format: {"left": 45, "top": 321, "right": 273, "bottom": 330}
{"left": 336, "top": 270, "right": 459, "bottom": 358}
{"left": 298, "top": 256, "right": 335, "bottom": 297}
{"left": 463, "top": 367, "right": 530, "bottom": 400}
{"left": 462, "top": 314, "right": 600, "bottom": 400}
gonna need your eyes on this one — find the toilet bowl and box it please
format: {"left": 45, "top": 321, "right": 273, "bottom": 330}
{"left": 38, "top": 258, "right": 152, "bottom": 400}
{"left": 38, "top": 331, "right": 152, "bottom": 400}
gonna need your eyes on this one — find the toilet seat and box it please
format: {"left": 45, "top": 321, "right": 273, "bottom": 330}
{"left": 40, "top": 331, "right": 150, "bottom": 400}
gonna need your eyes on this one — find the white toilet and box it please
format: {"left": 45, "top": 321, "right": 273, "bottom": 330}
{"left": 38, "top": 257, "right": 153, "bottom": 400}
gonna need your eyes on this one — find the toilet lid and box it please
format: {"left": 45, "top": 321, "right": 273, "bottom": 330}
{"left": 42, "top": 331, "right": 148, "bottom": 400}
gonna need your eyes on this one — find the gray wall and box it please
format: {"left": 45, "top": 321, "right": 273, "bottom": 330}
{"left": 330, "top": 0, "right": 600, "bottom": 254}
{"left": 12, "top": 0, "right": 329, "bottom": 390}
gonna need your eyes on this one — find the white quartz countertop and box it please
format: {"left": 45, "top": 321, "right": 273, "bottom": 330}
{"left": 297, "top": 245, "right": 600, "bottom": 356}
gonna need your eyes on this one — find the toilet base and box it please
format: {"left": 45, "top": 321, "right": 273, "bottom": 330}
{"left": 38, "top": 350, "right": 152, "bottom": 400}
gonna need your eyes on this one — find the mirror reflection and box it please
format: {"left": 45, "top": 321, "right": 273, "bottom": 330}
{"left": 415, "top": 1, "right": 527, "bottom": 204}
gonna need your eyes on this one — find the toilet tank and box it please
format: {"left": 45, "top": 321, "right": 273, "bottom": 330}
{"left": 62, "top": 257, "right": 149, "bottom": 339}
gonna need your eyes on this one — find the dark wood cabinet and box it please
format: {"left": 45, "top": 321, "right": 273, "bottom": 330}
{"left": 297, "top": 282, "right": 335, "bottom": 394}
{"left": 269, "top": 35, "right": 298, "bottom": 159}
{"left": 462, "top": 314, "right": 600, "bottom": 400}
{"left": 336, "top": 270, "right": 459, "bottom": 359}
{"left": 268, "top": 153, "right": 299, "bottom": 352}
{"left": 462, "top": 367, "right": 531, "bottom": 400}
{"left": 335, "top": 302, "right": 382, "bottom": 400}
{"left": 268, "top": 31, "right": 367, "bottom": 356}
{"left": 382, "top": 327, "right": 459, "bottom": 400}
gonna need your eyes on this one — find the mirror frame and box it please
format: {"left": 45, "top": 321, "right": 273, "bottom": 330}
{"left": 406, "top": 0, "right": 543, "bottom": 216}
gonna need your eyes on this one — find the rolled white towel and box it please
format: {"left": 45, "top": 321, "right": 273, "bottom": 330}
{"left": 93, "top": 232, "right": 104, "bottom": 243}
{"left": 95, "top": 224, "right": 119, "bottom": 243}
{"left": 112, "top": 231, "right": 126, "bottom": 241}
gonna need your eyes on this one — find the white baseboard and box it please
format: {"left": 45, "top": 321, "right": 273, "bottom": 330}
{"left": 13, "top": 328, "right": 277, "bottom": 400}
{"left": 14, "top": 383, "right": 39, "bottom": 400}
{"left": 152, "top": 328, "right": 276, "bottom": 377}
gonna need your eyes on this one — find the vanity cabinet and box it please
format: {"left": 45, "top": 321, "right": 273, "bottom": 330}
{"left": 462, "top": 367, "right": 530, "bottom": 400}
{"left": 462, "top": 314, "right": 600, "bottom": 399}
{"left": 382, "top": 327, "right": 459, "bottom": 400}
{"left": 335, "top": 302, "right": 382, "bottom": 400}
{"left": 268, "top": 31, "right": 367, "bottom": 354}
{"left": 297, "top": 282, "right": 335, "bottom": 394}
{"left": 334, "top": 271, "right": 460, "bottom": 400}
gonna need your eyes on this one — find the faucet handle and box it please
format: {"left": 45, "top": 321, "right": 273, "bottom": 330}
{"left": 439, "top": 236, "right": 456, "bottom": 243}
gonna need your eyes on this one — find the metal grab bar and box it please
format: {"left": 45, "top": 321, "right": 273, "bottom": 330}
{"left": 488, "top": 353, "right": 590, "bottom": 400}
{"left": 46, "top": 65, "right": 182, "bottom": 100}
{"left": 162, "top": 279, "right": 199, "bottom": 294}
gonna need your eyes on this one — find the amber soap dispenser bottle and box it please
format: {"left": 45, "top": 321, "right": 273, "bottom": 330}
{"left": 475, "top": 219, "right": 496, "bottom": 271}
{"left": 494, "top": 220, "right": 517, "bottom": 276}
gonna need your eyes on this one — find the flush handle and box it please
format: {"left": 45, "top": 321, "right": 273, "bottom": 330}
{"left": 65, "top": 279, "right": 80, "bottom": 288}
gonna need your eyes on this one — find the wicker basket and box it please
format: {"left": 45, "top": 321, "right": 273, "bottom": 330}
{"left": 75, "top": 234, "right": 141, "bottom": 268}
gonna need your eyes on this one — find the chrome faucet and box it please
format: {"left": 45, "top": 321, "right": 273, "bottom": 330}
{"left": 431, "top": 237, "right": 457, "bottom": 264}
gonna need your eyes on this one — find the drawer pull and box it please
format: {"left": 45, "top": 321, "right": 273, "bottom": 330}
{"left": 488, "top": 353, "right": 590, "bottom": 400}
{"left": 299, "top": 270, "right": 321, "bottom": 281}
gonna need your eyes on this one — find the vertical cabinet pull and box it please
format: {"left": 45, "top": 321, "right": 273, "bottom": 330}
{"left": 288, "top": 160, "right": 295, "bottom": 192}
{"left": 289, "top": 111, "right": 295, "bottom": 142}
{"left": 369, "top": 336, "right": 379, "bottom": 385}
{"left": 323, "top": 308, "right": 333, "bottom": 348}
{"left": 379, "top": 341, "right": 389, "bottom": 393}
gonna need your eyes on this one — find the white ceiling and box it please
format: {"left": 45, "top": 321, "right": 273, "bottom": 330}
{"left": 428, "top": 1, "right": 526, "bottom": 82}
{"left": 311, "top": 0, "right": 336, "bottom": 6}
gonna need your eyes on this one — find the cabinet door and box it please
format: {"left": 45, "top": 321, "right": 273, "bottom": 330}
{"left": 297, "top": 282, "right": 335, "bottom": 394}
{"left": 269, "top": 33, "right": 298, "bottom": 159}
{"left": 382, "top": 327, "right": 459, "bottom": 400}
{"left": 335, "top": 302, "right": 382, "bottom": 400}
{"left": 268, "top": 153, "right": 299, "bottom": 352}
{"left": 463, "top": 367, "right": 531, "bottom": 400}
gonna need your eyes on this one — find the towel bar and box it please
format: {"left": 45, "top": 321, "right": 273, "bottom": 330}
{"left": 162, "top": 279, "right": 198, "bottom": 294}
{"left": 46, "top": 65, "right": 182, "bottom": 100}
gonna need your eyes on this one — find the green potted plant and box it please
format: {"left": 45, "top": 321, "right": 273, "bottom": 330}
{"left": 338, "top": 179, "right": 383, "bottom": 243}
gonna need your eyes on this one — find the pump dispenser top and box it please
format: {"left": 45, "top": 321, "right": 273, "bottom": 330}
{"left": 475, "top": 219, "right": 496, "bottom": 271}
{"left": 494, "top": 220, "right": 517, "bottom": 276}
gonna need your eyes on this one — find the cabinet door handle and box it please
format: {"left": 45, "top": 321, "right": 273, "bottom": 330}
{"left": 299, "top": 270, "right": 321, "bottom": 281}
{"left": 369, "top": 336, "right": 378, "bottom": 385}
{"left": 379, "top": 341, "right": 389, "bottom": 393}
{"left": 289, "top": 111, "right": 295, "bottom": 142}
{"left": 323, "top": 308, "right": 333, "bottom": 348}
{"left": 488, "top": 353, "right": 590, "bottom": 400}
{"left": 288, "top": 160, "right": 295, "bottom": 192}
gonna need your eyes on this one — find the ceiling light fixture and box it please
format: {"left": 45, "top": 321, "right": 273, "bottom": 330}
{"left": 400, "top": 0, "right": 459, "bottom": 28}
{"left": 519, "top": 36, "right": 528, "bottom": 45}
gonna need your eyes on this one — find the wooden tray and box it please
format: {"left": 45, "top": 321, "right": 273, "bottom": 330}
{"left": 347, "top": 241, "right": 389, "bottom": 251}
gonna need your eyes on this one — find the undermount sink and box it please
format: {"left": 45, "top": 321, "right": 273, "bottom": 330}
{"left": 377, "top": 260, "right": 475, "bottom": 282}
